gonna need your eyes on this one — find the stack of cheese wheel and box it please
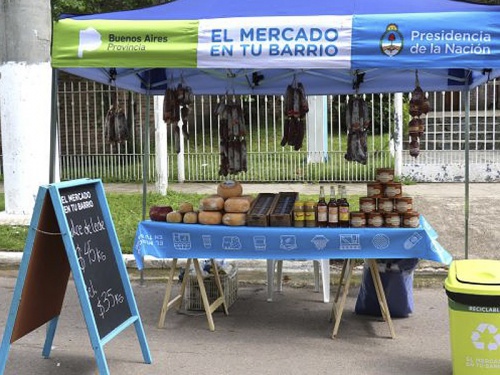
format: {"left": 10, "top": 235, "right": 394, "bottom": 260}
{"left": 198, "top": 180, "right": 254, "bottom": 226}
{"left": 166, "top": 202, "right": 198, "bottom": 223}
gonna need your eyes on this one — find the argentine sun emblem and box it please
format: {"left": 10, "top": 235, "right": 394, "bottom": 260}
{"left": 380, "top": 23, "right": 403, "bottom": 57}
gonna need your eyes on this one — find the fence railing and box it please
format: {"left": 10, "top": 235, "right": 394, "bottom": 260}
{"left": 49, "top": 76, "right": 500, "bottom": 183}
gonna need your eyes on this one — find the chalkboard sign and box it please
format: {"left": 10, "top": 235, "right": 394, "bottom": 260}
{"left": 59, "top": 183, "right": 131, "bottom": 338}
{"left": 0, "top": 179, "right": 151, "bottom": 375}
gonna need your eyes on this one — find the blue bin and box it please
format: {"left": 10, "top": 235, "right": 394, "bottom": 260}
{"left": 355, "top": 258, "right": 419, "bottom": 318}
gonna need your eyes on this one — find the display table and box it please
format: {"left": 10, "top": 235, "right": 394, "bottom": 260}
{"left": 133, "top": 216, "right": 451, "bottom": 337}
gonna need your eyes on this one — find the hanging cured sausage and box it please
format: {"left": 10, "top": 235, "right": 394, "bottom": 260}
{"left": 105, "top": 89, "right": 129, "bottom": 145}
{"left": 344, "top": 96, "right": 370, "bottom": 165}
{"left": 280, "top": 81, "right": 309, "bottom": 150}
{"left": 215, "top": 100, "right": 247, "bottom": 176}
{"left": 163, "top": 83, "right": 193, "bottom": 153}
{"left": 408, "top": 71, "right": 430, "bottom": 158}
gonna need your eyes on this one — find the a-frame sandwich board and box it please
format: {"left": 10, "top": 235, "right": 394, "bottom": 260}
{"left": 0, "top": 178, "right": 151, "bottom": 374}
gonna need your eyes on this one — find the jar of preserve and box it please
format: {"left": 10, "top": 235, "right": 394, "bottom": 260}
{"left": 350, "top": 212, "right": 366, "bottom": 228}
{"left": 367, "top": 211, "right": 384, "bottom": 228}
{"left": 367, "top": 182, "right": 383, "bottom": 198}
{"left": 377, "top": 197, "right": 394, "bottom": 213}
{"left": 304, "top": 201, "right": 317, "bottom": 227}
{"left": 384, "top": 182, "right": 402, "bottom": 198}
{"left": 376, "top": 168, "right": 395, "bottom": 184}
{"left": 359, "top": 197, "right": 376, "bottom": 214}
{"left": 403, "top": 212, "right": 420, "bottom": 228}
{"left": 293, "top": 201, "right": 305, "bottom": 227}
{"left": 395, "top": 197, "right": 413, "bottom": 213}
{"left": 384, "top": 212, "right": 401, "bottom": 228}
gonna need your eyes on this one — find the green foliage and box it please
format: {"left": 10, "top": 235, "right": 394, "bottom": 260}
{"left": 0, "top": 190, "right": 361, "bottom": 254}
{"left": 51, "top": 0, "right": 172, "bottom": 18}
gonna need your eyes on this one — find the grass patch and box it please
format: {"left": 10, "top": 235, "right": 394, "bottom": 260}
{"left": 0, "top": 190, "right": 361, "bottom": 254}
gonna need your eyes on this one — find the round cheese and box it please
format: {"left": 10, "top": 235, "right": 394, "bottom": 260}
{"left": 198, "top": 210, "right": 223, "bottom": 225}
{"left": 224, "top": 196, "right": 253, "bottom": 213}
{"left": 199, "top": 195, "right": 225, "bottom": 211}
{"left": 179, "top": 202, "right": 194, "bottom": 214}
{"left": 183, "top": 211, "right": 198, "bottom": 224}
{"left": 166, "top": 211, "right": 183, "bottom": 223}
{"left": 222, "top": 213, "right": 247, "bottom": 226}
{"left": 217, "top": 180, "right": 243, "bottom": 199}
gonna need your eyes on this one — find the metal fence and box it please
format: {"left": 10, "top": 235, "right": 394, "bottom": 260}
{"left": 51, "top": 76, "right": 499, "bottom": 183}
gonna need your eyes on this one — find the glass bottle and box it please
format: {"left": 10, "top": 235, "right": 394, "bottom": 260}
{"left": 338, "top": 185, "right": 350, "bottom": 228}
{"left": 317, "top": 186, "right": 328, "bottom": 227}
{"left": 327, "top": 185, "right": 338, "bottom": 228}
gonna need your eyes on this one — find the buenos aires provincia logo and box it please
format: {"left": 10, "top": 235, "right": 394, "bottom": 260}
{"left": 380, "top": 23, "right": 403, "bottom": 57}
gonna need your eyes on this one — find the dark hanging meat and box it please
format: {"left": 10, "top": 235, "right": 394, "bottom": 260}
{"left": 281, "top": 81, "right": 309, "bottom": 150}
{"left": 215, "top": 100, "right": 247, "bottom": 176}
{"left": 163, "top": 83, "right": 193, "bottom": 153}
{"left": 407, "top": 71, "right": 431, "bottom": 158}
{"left": 105, "top": 93, "right": 129, "bottom": 145}
{"left": 344, "top": 96, "right": 370, "bottom": 165}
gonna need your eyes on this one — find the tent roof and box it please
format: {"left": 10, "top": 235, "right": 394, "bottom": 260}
{"left": 52, "top": 0, "right": 500, "bottom": 95}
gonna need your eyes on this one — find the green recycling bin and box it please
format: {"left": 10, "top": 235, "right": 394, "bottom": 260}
{"left": 445, "top": 259, "right": 500, "bottom": 375}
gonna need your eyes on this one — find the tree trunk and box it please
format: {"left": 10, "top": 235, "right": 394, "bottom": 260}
{"left": 0, "top": 0, "right": 53, "bottom": 221}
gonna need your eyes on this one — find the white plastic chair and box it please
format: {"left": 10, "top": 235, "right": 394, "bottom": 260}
{"left": 266, "top": 259, "right": 331, "bottom": 303}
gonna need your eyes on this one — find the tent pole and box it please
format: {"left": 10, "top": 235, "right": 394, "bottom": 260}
{"left": 49, "top": 69, "right": 59, "bottom": 184}
{"left": 140, "top": 90, "right": 151, "bottom": 285}
{"left": 463, "top": 89, "right": 470, "bottom": 259}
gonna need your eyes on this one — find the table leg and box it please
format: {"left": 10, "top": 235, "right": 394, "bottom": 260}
{"left": 334, "top": 259, "right": 349, "bottom": 303}
{"left": 330, "top": 259, "right": 355, "bottom": 338}
{"left": 266, "top": 260, "right": 275, "bottom": 302}
{"left": 158, "top": 258, "right": 191, "bottom": 328}
{"left": 367, "top": 259, "right": 396, "bottom": 339}
{"left": 210, "top": 259, "right": 229, "bottom": 315}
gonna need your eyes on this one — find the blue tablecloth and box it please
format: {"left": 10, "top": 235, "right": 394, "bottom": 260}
{"left": 132, "top": 216, "right": 452, "bottom": 270}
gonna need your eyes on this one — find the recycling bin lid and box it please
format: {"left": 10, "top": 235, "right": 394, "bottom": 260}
{"left": 445, "top": 259, "right": 500, "bottom": 296}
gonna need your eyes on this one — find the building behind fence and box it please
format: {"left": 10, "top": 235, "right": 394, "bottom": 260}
{"left": 1, "top": 74, "right": 499, "bottom": 183}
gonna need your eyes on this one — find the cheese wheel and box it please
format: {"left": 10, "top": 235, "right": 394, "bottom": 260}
{"left": 179, "top": 202, "right": 194, "bottom": 214}
{"left": 166, "top": 211, "right": 183, "bottom": 223}
{"left": 224, "top": 196, "right": 253, "bottom": 213}
{"left": 222, "top": 212, "right": 246, "bottom": 226}
{"left": 199, "top": 195, "right": 225, "bottom": 211}
{"left": 198, "top": 210, "right": 223, "bottom": 225}
{"left": 183, "top": 211, "right": 198, "bottom": 224}
{"left": 217, "top": 180, "right": 243, "bottom": 199}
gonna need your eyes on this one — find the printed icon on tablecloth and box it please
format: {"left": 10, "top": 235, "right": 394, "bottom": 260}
{"left": 172, "top": 232, "right": 191, "bottom": 250}
{"left": 253, "top": 236, "right": 266, "bottom": 251}
{"left": 202, "top": 235, "right": 212, "bottom": 249}
{"left": 280, "top": 235, "right": 297, "bottom": 250}
{"left": 404, "top": 232, "right": 423, "bottom": 249}
{"left": 372, "top": 234, "right": 390, "bottom": 249}
{"left": 339, "top": 234, "right": 361, "bottom": 250}
{"left": 311, "top": 235, "right": 329, "bottom": 250}
{"left": 222, "top": 236, "right": 242, "bottom": 250}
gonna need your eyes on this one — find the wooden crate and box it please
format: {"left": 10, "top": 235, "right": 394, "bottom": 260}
{"left": 270, "top": 192, "right": 298, "bottom": 227}
{"left": 246, "top": 193, "right": 277, "bottom": 227}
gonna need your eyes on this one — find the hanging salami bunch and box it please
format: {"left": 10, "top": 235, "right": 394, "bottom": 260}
{"left": 215, "top": 99, "right": 247, "bottom": 176}
{"left": 344, "top": 96, "right": 370, "bottom": 165}
{"left": 105, "top": 87, "right": 129, "bottom": 145}
{"left": 163, "top": 82, "right": 193, "bottom": 153}
{"left": 408, "top": 71, "right": 430, "bottom": 158}
{"left": 280, "top": 81, "right": 309, "bottom": 150}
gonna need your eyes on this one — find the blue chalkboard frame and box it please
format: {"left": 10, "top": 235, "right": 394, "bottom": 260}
{"left": 0, "top": 178, "right": 151, "bottom": 375}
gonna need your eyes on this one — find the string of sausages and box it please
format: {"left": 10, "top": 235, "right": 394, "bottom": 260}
{"left": 280, "top": 82, "right": 309, "bottom": 150}
{"left": 344, "top": 96, "right": 370, "bottom": 165}
{"left": 163, "top": 83, "right": 193, "bottom": 153}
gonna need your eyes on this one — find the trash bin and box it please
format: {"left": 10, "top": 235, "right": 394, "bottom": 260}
{"left": 355, "top": 258, "right": 419, "bottom": 318}
{"left": 445, "top": 259, "right": 500, "bottom": 375}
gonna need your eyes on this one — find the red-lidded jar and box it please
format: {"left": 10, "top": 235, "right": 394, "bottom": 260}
{"left": 403, "top": 212, "right": 420, "bottom": 228}
{"left": 350, "top": 212, "right": 366, "bottom": 228}
{"left": 376, "top": 168, "right": 395, "bottom": 184}
{"left": 384, "top": 212, "right": 401, "bottom": 228}
{"left": 367, "top": 182, "right": 383, "bottom": 198}
{"left": 359, "top": 197, "right": 376, "bottom": 214}
{"left": 384, "top": 182, "right": 402, "bottom": 198}
{"left": 395, "top": 197, "right": 413, "bottom": 213}
{"left": 377, "top": 197, "right": 394, "bottom": 213}
{"left": 367, "top": 211, "right": 384, "bottom": 228}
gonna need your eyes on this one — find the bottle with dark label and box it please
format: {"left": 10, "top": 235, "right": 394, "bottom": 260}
{"left": 327, "top": 185, "right": 338, "bottom": 228}
{"left": 316, "top": 186, "right": 328, "bottom": 227}
{"left": 338, "top": 185, "right": 350, "bottom": 228}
